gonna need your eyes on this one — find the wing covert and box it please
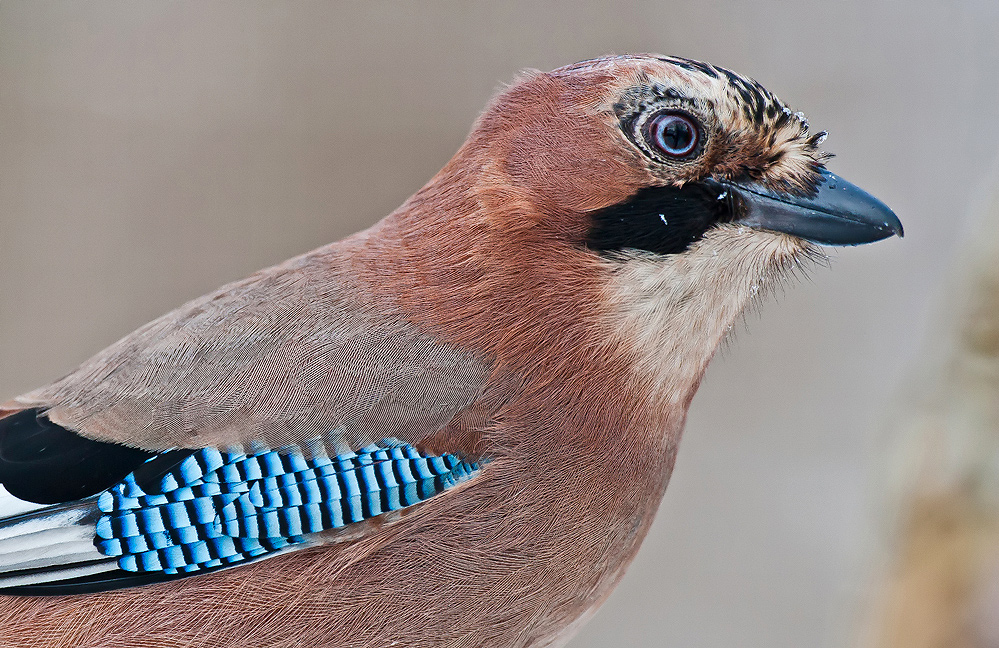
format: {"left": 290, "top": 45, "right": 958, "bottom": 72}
{"left": 96, "top": 441, "right": 479, "bottom": 576}
{"left": 0, "top": 433, "right": 481, "bottom": 595}
{"left": 3, "top": 246, "right": 493, "bottom": 456}
{"left": 0, "top": 246, "right": 499, "bottom": 595}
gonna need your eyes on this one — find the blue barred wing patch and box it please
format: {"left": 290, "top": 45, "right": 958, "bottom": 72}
{"left": 94, "top": 441, "right": 478, "bottom": 574}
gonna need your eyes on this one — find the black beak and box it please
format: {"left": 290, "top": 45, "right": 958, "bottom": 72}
{"left": 708, "top": 169, "right": 903, "bottom": 246}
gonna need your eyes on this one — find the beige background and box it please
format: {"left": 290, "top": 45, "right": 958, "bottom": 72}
{"left": 1, "top": 2, "right": 998, "bottom": 647}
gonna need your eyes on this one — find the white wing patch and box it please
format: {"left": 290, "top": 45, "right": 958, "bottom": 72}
{"left": 0, "top": 500, "right": 115, "bottom": 589}
{"left": 0, "top": 485, "right": 47, "bottom": 518}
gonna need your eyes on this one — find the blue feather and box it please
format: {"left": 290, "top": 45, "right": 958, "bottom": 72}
{"left": 95, "top": 440, "right": 479, "bottom": 574}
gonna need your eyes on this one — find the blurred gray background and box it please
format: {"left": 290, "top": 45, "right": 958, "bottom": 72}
{"left": 1, "top": 3, "right": 998, "bottom": 647}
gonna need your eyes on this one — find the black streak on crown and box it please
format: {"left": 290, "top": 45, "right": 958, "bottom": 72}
{"left": 661, "top": 57, "right": 720, "bottom": 79}
{"left": 662, "top": 56, "right": 793, "bottom": 131}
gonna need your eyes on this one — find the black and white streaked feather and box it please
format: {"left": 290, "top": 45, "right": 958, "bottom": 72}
{"left": 0, "top": 410, "right": 479, "bottom": 594}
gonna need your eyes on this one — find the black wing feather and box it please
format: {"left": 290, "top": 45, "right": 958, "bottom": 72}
{"left": 0, "top": 409, "right": 156, "bottom": 504}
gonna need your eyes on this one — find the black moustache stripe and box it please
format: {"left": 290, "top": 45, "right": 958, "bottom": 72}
{"left": 585, "top": 182, "right": 735, "bottom": 256}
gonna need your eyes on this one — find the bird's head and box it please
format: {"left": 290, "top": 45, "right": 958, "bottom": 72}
{"left": 396, "top": 55, "right": 902, "bottom": 404}
{"left": 459, "top": 54, "right": 902, "bottom": 252}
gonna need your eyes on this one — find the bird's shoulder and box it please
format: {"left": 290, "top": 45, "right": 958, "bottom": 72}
{"left": 5, "top": 242, "right": 494, "bottom": 453}
{"left": 0, "top": 241, "right": 499, "bottom": 595}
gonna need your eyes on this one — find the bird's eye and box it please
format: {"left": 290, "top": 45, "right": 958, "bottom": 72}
{"left": 644, "top": 111, "right": 699, "bottom": 158}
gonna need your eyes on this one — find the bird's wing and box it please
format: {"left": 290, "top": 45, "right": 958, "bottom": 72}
{"left": 0, "top": 247, "right": 496, "bottom": 594}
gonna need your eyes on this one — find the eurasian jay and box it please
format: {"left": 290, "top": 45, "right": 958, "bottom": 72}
{"left": 0, "top": 55, "right": 901, "bottom": 647}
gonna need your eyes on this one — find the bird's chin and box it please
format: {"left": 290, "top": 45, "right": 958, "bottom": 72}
{"left": 600, "top": 224, "right": 821, "bottom": 307}
{"left": 698, "top": 224, "right": 825, "bottom": 300}
{"left": 598, "top": 228, "right": 822, "bottom": 405}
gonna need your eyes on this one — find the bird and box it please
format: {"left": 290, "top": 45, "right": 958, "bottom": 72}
{"left": 0, "top": 54, "right": 901, "bottom": 648}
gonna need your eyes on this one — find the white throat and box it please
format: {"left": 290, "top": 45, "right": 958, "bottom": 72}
{"left": 600, "top": 226, "right": 813, "bottom": 407}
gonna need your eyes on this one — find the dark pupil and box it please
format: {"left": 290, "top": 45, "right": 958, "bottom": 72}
{"left": 662, "top": 118, "right": 692, "bottom": 151}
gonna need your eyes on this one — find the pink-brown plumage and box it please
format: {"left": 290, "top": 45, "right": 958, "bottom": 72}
{"left": 0, "top": 55, "right": 899, "bottom": 647}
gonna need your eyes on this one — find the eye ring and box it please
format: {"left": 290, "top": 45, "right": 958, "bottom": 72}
{"left": 643, "top": 111, "right": 700, "bottom": 159}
